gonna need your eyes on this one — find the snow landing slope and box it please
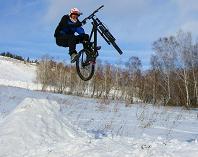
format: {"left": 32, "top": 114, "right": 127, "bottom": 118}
{"left": 0, "top": 56, "right": 198, "bottom": 157}
{"left": 0, "top": 56, "right": 40, "bottom": 90}
{"left": 0, "top": 56, "right": 36, "bottom": 82}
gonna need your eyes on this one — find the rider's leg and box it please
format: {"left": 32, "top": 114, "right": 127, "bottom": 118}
{"left": 76, "top": 34, "right": 90, "bottom": 49}
{"left": 55, "top": 36, "right": 68, "bottom": 47}
{"left": 56, "top": 35, "right": 78, "bottom": 63}
{"left": 67, "top": 35, "right": 78, "bottom": 55}
{"left": 56, "top": 35, "right": 77, "bottom": 54}
{"left": 67, "top": 35, "right": 79, "bottom": 63}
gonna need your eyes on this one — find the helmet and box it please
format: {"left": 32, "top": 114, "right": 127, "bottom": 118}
{"left": 69, "top": 8, "right": 82, "bottom": 16}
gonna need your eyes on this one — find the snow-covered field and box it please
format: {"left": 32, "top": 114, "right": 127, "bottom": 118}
{"left": 0, "top": 56, "right": 198, "bottom": 157}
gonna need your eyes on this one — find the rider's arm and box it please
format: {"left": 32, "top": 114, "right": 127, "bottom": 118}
{"left": 54, "top": 15, "right": 82, "bottom": 37}
{"left": 61, "top": 15, "right": 82, "bottom": 28}
{"left": 76, "top": 27, "right": 85, "bottom": 35}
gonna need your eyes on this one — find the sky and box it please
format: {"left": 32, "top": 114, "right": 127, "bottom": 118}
{"left": 0, "top": 0, "right": 198, "bottom": 69}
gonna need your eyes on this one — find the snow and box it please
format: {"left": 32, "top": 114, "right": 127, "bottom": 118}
{"left": 0, "top": 56, "right": 42, "bottom": 90}
{"left": 0, "top": 56, "right": 36, "bottom": 83}
{"left": 0, "top": 56, "right": 198, "bottom": 157}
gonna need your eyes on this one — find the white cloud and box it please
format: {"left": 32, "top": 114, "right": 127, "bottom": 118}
{"left": 43, "top": 0, "right": 151, "bottom": 23}
{"left": 173, "top": 0, "right": 198, "bottom": 13}
{"left": 166, "top": 0, "right": 198, "bottom": 38}
{"left": 181, "top": 21, "right": 198, "bottom": 36}
{"left": 43, "top": 0, "right": 98, "bottom": 23}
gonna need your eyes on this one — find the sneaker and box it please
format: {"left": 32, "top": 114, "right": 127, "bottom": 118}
{"left": 71, "top": 53, "right": 78, "bottom": 63}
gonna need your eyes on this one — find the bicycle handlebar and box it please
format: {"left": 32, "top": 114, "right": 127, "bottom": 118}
{"left": 82, "top": 5, "right": 104, "bottom": 22}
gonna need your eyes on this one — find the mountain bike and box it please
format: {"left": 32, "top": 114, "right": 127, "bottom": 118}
{"left": 76, "top": 5, "right": 123, "bottom": 81}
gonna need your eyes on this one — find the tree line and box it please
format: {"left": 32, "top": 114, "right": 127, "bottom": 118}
{"left": 0, "top": 52, "right": 38, "bottom": 63}
{"left": 36, "top": 31, "right": 198, "bottom": 108}
{"left": 1, "top": 52, "right": 25, "bottom": 61}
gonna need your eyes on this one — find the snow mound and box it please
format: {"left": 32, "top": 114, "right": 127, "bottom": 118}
{"left": 0, "top": 97, "right": 86, "bottom": 156}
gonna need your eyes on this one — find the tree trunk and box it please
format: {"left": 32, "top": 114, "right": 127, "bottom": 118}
{"left": 183, "top": 69, "right": 190, "bottom": 107}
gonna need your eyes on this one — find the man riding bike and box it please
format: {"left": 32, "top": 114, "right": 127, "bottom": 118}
{"left": 54, "top": 8, "right": 90, "bottom": 63}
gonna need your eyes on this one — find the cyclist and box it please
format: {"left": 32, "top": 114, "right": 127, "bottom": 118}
{"left": 54, "top": 8, "right": 89, "bottom": 63}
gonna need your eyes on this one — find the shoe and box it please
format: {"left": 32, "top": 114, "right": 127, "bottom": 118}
{"left": 71, "top": 52, "right": 78, "bottom": 63}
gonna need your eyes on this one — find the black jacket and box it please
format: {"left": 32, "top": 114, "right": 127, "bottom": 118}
{"left": 54, "top": 15, "right": 83, "bottom": 37}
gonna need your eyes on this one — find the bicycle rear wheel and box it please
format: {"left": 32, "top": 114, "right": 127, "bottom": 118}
{"left": 76, "top": 49, "right": 95, "bottom": 81}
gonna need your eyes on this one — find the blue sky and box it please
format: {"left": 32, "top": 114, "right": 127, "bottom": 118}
{"left": 1, "top": 0, "right": 198, "bottom": 69}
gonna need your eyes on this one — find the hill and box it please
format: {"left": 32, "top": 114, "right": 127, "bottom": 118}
{"left": 0, "top": 56, "right": 197, "bottom": 157}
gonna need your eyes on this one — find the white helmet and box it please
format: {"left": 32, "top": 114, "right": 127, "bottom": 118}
{"left": 69, "top": 8, "right": 82, "bottom": 16}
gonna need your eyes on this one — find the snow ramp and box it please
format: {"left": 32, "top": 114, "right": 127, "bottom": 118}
{"left": 0, "top": 97, "right": 87, "bottom": 157}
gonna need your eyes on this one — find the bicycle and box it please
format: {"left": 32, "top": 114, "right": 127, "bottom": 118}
{"left": 76, "top": 5, "right": 123, "bottom": 81}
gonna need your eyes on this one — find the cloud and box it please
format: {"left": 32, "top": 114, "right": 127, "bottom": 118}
{"left": 174, "top": 0, "right": 198, "bottom": 14}
{"left": 43, "top": 0, "right": 98, "bottom": 23}
{"left": 97, "top": 49, "right": 153, "bottom": 69}
{"left": 165, "top": 0, "right": 198, "bottom": 38}
{"left": 181, "top": 21, "right": 198, "bottom": 36}
{"left": 43, "top": 0, "right": 151, "bottom": 22}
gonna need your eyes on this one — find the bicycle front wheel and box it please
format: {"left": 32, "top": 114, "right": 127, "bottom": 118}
{"left": 76, "top": 49, "right": 95, "bottom": 81}
{"left": 111, "top": 41, "right": 123, "bottom": 55}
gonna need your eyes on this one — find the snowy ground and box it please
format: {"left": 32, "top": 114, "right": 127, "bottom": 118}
{"left": 0, "top": 56, "right": 41, "bottom": 90}
{"left": 0, "top": 56, "right": 198, "bottom": 157}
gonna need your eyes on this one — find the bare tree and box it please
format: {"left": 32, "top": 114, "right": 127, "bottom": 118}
{"left": 153, "top": 36, "right": 178, "bottom": 105}
{"left": 176, "top": 31, "right": 192, "bottom": 107}
{"left": 150, "top": 55, "right": 160, "bottom": 104}
{"left": 191, "top": 43, "right": 198, "bottom": 105}
{"left": 125, "top": 56, "right": 142, "bottom": 103}
{"left": 36, "top": 56, "right": 55, "bottom": 91}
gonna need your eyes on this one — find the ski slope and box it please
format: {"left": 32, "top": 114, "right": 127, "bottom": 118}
{"left": 0, "top": 56, "right": 198, "bottom": 157}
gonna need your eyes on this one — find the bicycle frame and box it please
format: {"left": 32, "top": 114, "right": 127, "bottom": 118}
{"left": 89, "top": 19, "right": 99, "bottom": 56}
